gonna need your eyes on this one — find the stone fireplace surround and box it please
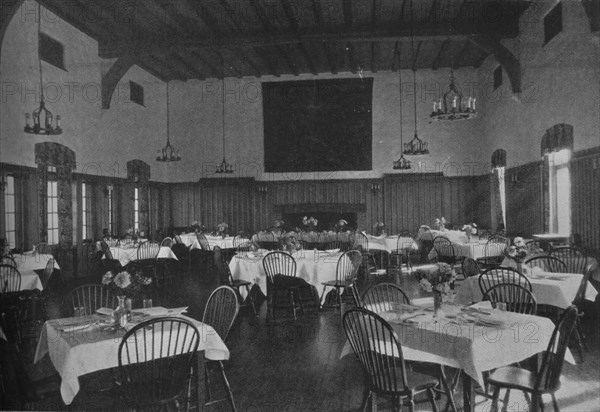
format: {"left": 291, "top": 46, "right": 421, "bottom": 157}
{"left": 273, "top": 203, "right": 367, "bottom": 231}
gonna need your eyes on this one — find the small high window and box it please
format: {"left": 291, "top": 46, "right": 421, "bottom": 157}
{"left": 493, "top": 66, "right": 503, "bottom": 90}
{"left": 39, "top": 33, "right": 66, "bottom": 70}
{"left": 130, "top": 81, "right": 145, "bottom": 106}
{"left": 544, "top": 2, "right": 562, "bottom": 45}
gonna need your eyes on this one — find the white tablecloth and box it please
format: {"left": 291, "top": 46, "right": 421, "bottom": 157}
{"left": 455, "top": 272, "right": 598, "bottom": 308}
{"left": 427, "top": 240, "right": 489, "bottom": 260}
{"left": 179, "top": 233, "right": 236, "bottom": 250}
{"left": 229, "top": 249, "right": 345, "bottom": 304}
{"left": 11, "top": 253, "right": 59, "bottom": 291}
{"left": 342, "top": 302, "right": 565, "bottom": 388}
{"left": 418, "top": 228, "right": 469, "bottom": 243}
{"left": 365, "top": 235, "right": 418, "bottom": 253}
{"left": 34, "top": 312, "right": 229, "bottom": 405}
{"left": 102, "top": 246, "right": 177, "bottom": 266}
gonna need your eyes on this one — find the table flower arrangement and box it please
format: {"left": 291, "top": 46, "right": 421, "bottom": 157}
{"left": 190, "top": 221, "right": 204, "bottom": 233}
{"left": 279, "top": 232, "right": 302, "bottom": 253}
{"left": 334, "top": 219, "right": 349, "bottom": 232}
{"left": 434, "top": 217, "right": 446, "bottom": 230}
{"left": 373, "top": 221, "right": 386, "bottom": 236}
{"left": 216, "top": 222, "right": 229, "bottom": 238}
{"left": 102, "top": 269, "right": 152, "bottom": 299}
{"left": 461, "top": 222, "right": 478, "bottom": 241}
{"left": 415, "top": 263, "right": 457, "bottom": 316}
{"left": 504, "top": 236, "right": 542, "bottom": 272}
{"left": 302, "top": 216, "right": 318, "bottom": 231}
{"left": 122, "top": 228, "right": 140, "bottom": 246}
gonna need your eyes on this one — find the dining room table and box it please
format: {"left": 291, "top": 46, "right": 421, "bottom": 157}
{"left": 10, "top": 252, "right": 59, "bottom": 291}
{"left": 364, "top": 234, "right": 418, "bottom": 253}
{"left": 98, "top": 243, "right": 178, "bottom": 267}
{"left": 454, "top": 270, "right": 598, "bottom": 308}
{"left": 33, "top": 307, "right": 230, "bottom": 406}
{"left": 178, "top": 233, "right": 236, "bottom": 250}
{"left": 229, "top": 248, "right": 346, "bottom": 305}
{"left": 427, "top": 238, "right": 491, "bottom": 261}
{"left": 341, "top": 299, "right": 574, "bottom": 412}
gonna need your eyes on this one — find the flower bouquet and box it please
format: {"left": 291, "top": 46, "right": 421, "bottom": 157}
{"left": 461, "top": 222, "right": 478, "bottom": 241}
{"left": 302, "top": 216, "right": 318, "bottom": 231}
{"left": 216, "top": 222, "right": 229, "bottom": 238}
{"left": 190, "top": 221, "right": 204, "bottom": 233}
{"left": 279, "top": 232, "right": 302, "bottom": 254}
{"left": 415, "top": 263, "right": 457, "bottom": 316}
{"left": 434, "top": 217, "right": 446, "bottom": 231}
{"left": 373, "top": 222, "right": 386, "bottom": 236}
{"left": 504, "top": 237, "right": 529, "bottom": 272}
{"left": 102, "top": 269, "right": 152, "bottom": 300}
{"left": 334, "top": 219, "right": 348, "bottom": 233}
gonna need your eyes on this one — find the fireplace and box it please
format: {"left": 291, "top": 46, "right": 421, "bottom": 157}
{"left": 274, "top": 203, "right": 366, "bottom": 232}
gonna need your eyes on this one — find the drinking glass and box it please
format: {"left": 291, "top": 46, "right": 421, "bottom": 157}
{"left": 74, "top": 307, "right": 85, "bottom": 317}
{"left": 143, "top": 298, "right": 153, "bottom": 309}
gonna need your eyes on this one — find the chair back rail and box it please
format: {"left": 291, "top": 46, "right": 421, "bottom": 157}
{"left": 0, "top": 264, "right": 21, "bottom": 293}
{"left": 524, "top": 255, "right": 567, "bottom": 273}
{"left": 549, "top": 247, "right": 589, "bottom": 274}
{"left": 262, "top": 251, "right": 297, "bottom": 284}
{"left": 202, "top": 285, "right": 239, "bottom": 342}
{"left": 69, "top": 284, "right": 117, "bottom": 316}
{"left": 478, "top": 267, "right": 532, "bottom": 297}
{"left": 361, "top": 283, "right": 410, "bottom": 314}
{"left": 483, "top": 283, "right": 538, "bottom": 315}
{"left": 462, "top": 258, "right": 481, "bottom": 278}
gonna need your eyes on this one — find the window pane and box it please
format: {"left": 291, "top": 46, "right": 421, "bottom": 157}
{"left": 7, "top": 214, "right": 15, "bottom": 228}
{"left": 6, "top": 197, "right": 14, "bottom": 213}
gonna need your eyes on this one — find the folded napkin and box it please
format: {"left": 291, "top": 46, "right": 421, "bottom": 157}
{"left": 135, "top": 307, "right": 188, "bottom": 317}
{"left": 97, "top": 307, "right": 113, "bottom": 316}
{"left": 380, "top": 311, "right": 428, "bottom": 324}
{"left": 58, "top": 321, "right": 98, "bottom": 332}
{"left": 324, "top": 248, "right": 340, "bottom": 253}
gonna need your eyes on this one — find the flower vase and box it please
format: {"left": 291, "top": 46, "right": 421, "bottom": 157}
{"left": 433, "top": 290, "right": 443, "bottom": 317}
{"left": 113, "top": 295, "right": 128, "bottom": 328}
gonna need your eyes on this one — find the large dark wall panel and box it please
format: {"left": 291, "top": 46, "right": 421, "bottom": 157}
{"left": 571, "top": 149, "right": 600, "bottom": 250}
{"left": 506, "top": 162, "right": 544, "bottom": 237}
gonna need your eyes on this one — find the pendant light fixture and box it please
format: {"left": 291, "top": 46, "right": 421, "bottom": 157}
{"left": 393, "top": 50, "right": 410, "bottom": 170}
{"left": 24, "top": 5, "right": 62, "bottom": 135}
{"left": 156, "top": 82, "right": 181, "bottom": 162}
{"left": 403, "top": 0, "right": 429, "bottom": 156}
{"left": 216, "top": 61, "right": 234, "bottom": 174}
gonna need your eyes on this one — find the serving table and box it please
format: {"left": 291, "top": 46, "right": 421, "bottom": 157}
{"left": 34, "top": 308, "right": 229, "bottom": 406}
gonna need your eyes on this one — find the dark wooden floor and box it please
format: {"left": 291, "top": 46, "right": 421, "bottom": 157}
{"left": 3, "top": 263, "right": 600, "bottom": 411}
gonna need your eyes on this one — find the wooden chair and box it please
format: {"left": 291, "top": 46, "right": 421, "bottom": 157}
{"left": 1, "top": 254, "right": 16, "bottom": 267}
{"left": 524, "top": 255, "right": 567, "bottom": 273}
{"left": 483, "top": 283, "right": 538, "bottom": 315}
{"left": 100, "top": 240, "right": 121, "bottom": 272}
{"left": 342, "top": 308, "right": 447, "bottom": 412}
{"left": 433, "top": 236, "right": 464, "bottom": 267}
{"left": 136, "top": 241, "right": 160, "bottom": 261}
{"left": 478, "top": 267, "right": 532, "bottom": 297}
{"left": 213, "top": 246, "right": 257, "bottom": 316}
{"left": 549, "top": 247, "right": 588, "bottom": 274}
{"left": 0, "top": 264, "right": 21, "bottom": 293}
{"left": 21, "top": 258, "right": 55, "bottom": 323}
{"left": 159, "top": 237, "right": 173, "bottom": 248}
{"left": 69, "top": 284, "right": 117, "bottom": 316}
{"left": 319, "top": 250, "right": 362, "bottom": 318}
{"left": 569, "top": 262, "right": 597, "bottom": 362}
{"left": 389, "top": 233, "right": 414, "bottom": 274}
{"left": 476, "top": 236, "right": 510, "bottom": 269}
{"left": 202, "top": 286, "right": 240, "bottom": 411}
{"left": 462, "top": 258, "right": 481, "bottom": 278}
{"left": 34, "top": 243, "right": 51, "bottom": 255}
{"left": 117, "top": 317, "right": 200, "bottom": 411}
{"left": 488, "top": 306, "right": 578, "bottom": 412}
{"left": 262, "top": 251, "right": 304, "bottom": 322}
{"left": 361, "top": 282, "right": 410, "bottom": 313}
{"left": 196, "top": 233, "right": 211, "bottom": 251}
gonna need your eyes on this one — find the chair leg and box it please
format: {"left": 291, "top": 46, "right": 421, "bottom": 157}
{"left": 219, "top": 361, "right": 237, "bottom": 412}
{"left": 551, "top": 393, "right": 560, "bottom": 411}
{"left": 359, "top": 388, "right": 372, "bottom": 412}
{"left": 491, "top": 386, "right": 500, "bottom": 412}
{"left": 204, "top": 363, "right": 212, "bottom": 404}
{"left": 438, "top": 366, "right": 457, "bottom": 412}
{"left": 501, "top": 389, "right": 511, "bottom": 412}
{"left": 531, "top": 392, "right": 540, "bottom": 412}
{"left": 319, "top": 286, "right": 328, "bottom": 309}
{"left": 428, "top": 388, "right": 439, "bottom": 412}
{"left": 288, "top": 290, "right": 297, "bottom": 321}
{"left": 242, "top": 285, "right": 258, "bottom": 317}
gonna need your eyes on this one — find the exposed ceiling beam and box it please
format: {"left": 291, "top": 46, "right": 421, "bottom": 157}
{"left": 432, "top": 39, "right": 450, "bottom": 70}
{"left": 391, "top": 41, "right": 401, "bottom": 71}
{"left": 280, "top": 0, "right": 317, "bottom": 75}
{"left": 99, "top": 30, "right": 484, "bottom": 58}
{"left": 101, "top": 56, "right": 136, "bottom": 109}
{"left": 253, "top": 47, "right": 281, "bottom": 77}
{"left": 36, "top": 0, "right": 110, "bottom": 41}
{"left": 188, "top": 52, "right": 220, "bottom": 78}
{"left": 233, "top": 48, "right": 263, "bottom": 78}
{"left": 469, "top": 35, "right": 521, "bottom": 93}
{"left": 170, "top": 53, "right": 206, "bottom": 80}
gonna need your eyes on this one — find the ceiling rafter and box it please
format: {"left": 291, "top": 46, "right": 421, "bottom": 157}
{"left": 37, "top": 0, "right": 110, "bottom": 41}
{"left": 101, "top": 56, "right": 136, "bottom": 109}
{"left": 469, "top": 34, "right": 521, "bottom": 93}
{"left": 432, "top": 39, "right": 450, "bottom": 70}
{"left": 170, "top": 53, "right": 206, "bottom": 80}
{"left": 188, "top": 51, "right": 221, "bottom": 78}
{"left": 249, "top": 0, "right": 298, "bottom": 76}
{"left": 370, "top": 0, "right": 381, "bottom": 72}
{"left": 253, "top": 47, "right": 281, "bottom": 77}
{"left": 280, "top": 0, "right": 317, "bottom": 75}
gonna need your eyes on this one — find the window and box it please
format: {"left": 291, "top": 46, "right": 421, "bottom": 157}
{"left": 130, "top": 81, "right": 144, "bottom": 106}
{"left": 548, "top": 149, "right": 571, "bottom": 234}
{"left": 47, "top": 180, "right": 59, "bottom": 245}
{"left": 107, "top": 185, "right": 114, "bottom": 236}
{"left": 4, "top": 176, "right": 16, "bottom": 248}
{"left": 134, "top": 187, "right": 139, "bottom": 232}
{"left": 493, "top": 66, "right": 503, "bottom": 90}
{"left": 82, "top": 183, "right": 92, "bottom": 240}
{"left": 544, "top": 2, "right": 562, "bottom": 45}
{"left": 39, "top": 33, "right": 66, "bottom": 70}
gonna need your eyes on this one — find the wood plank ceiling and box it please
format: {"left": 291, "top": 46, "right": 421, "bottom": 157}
{"left": 35, "top": 0, "right": 531, "bottom": 82}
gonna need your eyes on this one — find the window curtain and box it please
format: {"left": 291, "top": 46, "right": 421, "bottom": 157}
{"left": 491, "top": 150, "right": 507, "bottom": 231}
